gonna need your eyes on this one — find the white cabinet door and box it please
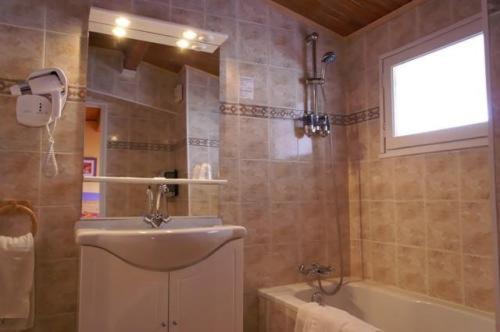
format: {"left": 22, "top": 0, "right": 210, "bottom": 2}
{"left": 168, "top": 240, "right": 243, "bottom": 332}
{"left": 79, "top": 247, "right": 169, "bottom": 332}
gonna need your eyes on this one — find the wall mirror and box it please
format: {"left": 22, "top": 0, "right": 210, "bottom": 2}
{"left": 82, "top": 8, "right": 226, "bottom": 218}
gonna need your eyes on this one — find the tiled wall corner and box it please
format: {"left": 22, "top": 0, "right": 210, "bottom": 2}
{"left": 345, "top": 0, "right": 496, "bottom": 313}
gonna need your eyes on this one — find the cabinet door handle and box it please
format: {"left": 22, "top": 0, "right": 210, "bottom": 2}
{"left": 172, "top": 321, "right": 178, "bottom": 326}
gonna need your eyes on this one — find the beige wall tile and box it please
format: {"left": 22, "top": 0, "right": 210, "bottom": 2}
{"left": 239, "top": 117, "right": 269, "bottom": 159}
{"left": 425, "top": 152, "right": 459, "bottom": 200}
{"left": 220, "top": 114, "right": 240, "bottom": 158}
{"left": 270, "top": 243, "right": 300, "bottom": 284}
{"left": 298, "top": 202, "right": 327, "bottom": 243}
{"left": 37, "top": 206, "right": 79, "bottom": 261}
{"left": 463, "top": 255, "right": 495, "bottom": 311}
{"left": 369, "top": 159, "right": 394, "bottom": 200}
{"left": 388, "top": 8, "right": 418, "bottom": 49}
{"left": 0, "top": 151, "right": 41, "bottom": 204}
{"left": 0, "top": 0, "right": 45, "bottom": 29}
{"left": 269, "top": 28, "right": 301, "bottom": 69}
{"left": 397, "top": 246, "right": 427, "bottom": 293}
{"left": 244, "top": 245, "right": 272, "bottom": 291}
{"left": 461, "top": 201, "right": 494, "bottom": 256}
{"left": 428, "top": 250, "right": 463, "bottom": 303}
{"left": 35, "top": 259, "right": 78, "bottom": 316}
{"left": 0, "top": 25, "right": 43, "bottom": 80}
{"left": 371, "top": 242, "right": 396, "bottom": 285}
{"left": 270, "top": 202, "right": 299, "bottom": 244}
{"left": 459, "top": 148, "right": 490, "bottom": 200}
{"left": 46, "top": 0, "right": 90, "bottom": 35}
{"left": 268, "top": 67, "right": 298, "bottom": 109}
{"left": 237, "top": 0, "right": 269, "bottom": 25}
{"left": 395, "top": 201, "right": 426, "bottom": 247}
{"left": 426, "top": 201, "right": 460, "bottom": 251}
{"left": 240, "top": 159, "right": 269, "bottom": 202}
{"left": 133, "top": 0, "right": 170, "bottom": 21}
{"left": 270, "top": 119, "right": 298, "bottom": 161}
{"left": 170, "top": 7, "right": 203, "bottom": 28}
{"left": 219, "top": 158, "right": 240, "bottom": 202}
{"left": 45, "top": 33, "right": 87, "bottom": 86}
{"left": 239, "top": 62, "right": 269, "bottom": 105}
{"left": 240, "top": 202, "right": 271, "bottom": 246}
{"left": 369, "top": 201, "right": 395, "bottom": 242}
{"left": 0, "top": 96, "right": 42, "bottom": 151}
{"left": 238, "top": 22, "right": 269, "bottom": 65}
{"left": 269, "top": 162, "right": 300, "bottom": 202}
{"left": 206, "top": 0, "right": 236, "bottom": 17}
{"left": 417, "top": 0, "right": 452, "bottom": 36}
{"left": 394, "top": 155, "right": 424, "bottom": 200}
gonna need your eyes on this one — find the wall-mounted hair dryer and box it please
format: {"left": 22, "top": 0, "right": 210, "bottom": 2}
{"left": 10, "top": 68, "right": 69, "bottom": 177}
{"left": 10, "top": 68, "right": 68, "bottom": 126}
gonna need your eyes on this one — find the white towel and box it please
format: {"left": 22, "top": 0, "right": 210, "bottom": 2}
{"left": 294, "top": 302, "right": 381, "bottom": 332}
{"left": 0, "top": 234, "right": 34, "bottom": 320}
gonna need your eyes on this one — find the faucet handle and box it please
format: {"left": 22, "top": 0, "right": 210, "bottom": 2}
{"left": 145, "top": 186, "right": 154, "bottom": 215}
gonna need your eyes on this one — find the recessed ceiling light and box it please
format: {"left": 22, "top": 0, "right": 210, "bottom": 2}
{"left": 176, "top": 39, "right": 190, "bottom": 49}
{"left": 112, "top": 26, "right": 127, "bottom": 37}
{"left": 182, "top": 30, "right": 198, "bottom": 40}
{"left": 115, "top": 17, "right": 130, "bottom": 27}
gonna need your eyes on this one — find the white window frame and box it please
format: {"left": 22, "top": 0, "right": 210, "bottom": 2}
{"left": 379, "top": 15, "right": 488, "bottom": 158}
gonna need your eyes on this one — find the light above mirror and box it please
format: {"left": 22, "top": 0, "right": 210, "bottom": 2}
{"left": 112, "top": 26, "right": 126, "bottom": 37}
{"left": 89, "top": 7, "right": 227, "bottom": 53}
{"left": 182, "top": 30, "right": 198, "bottom": 40}
{"left": 176, "top": 39, "right": 190, "bottom": 49}
{"left": 115, "top": 16, "right": 130, "bottom": 27}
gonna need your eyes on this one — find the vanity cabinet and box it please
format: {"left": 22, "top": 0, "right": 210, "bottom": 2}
{"left": 78, "top": 240, "right": 243, "bottom": 332}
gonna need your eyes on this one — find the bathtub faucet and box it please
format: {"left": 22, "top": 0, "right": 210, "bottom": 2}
{"left": 298, "top": 263, "right": 334, "bottom": 279}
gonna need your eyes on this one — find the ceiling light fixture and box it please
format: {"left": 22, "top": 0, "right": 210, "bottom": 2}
{"left": 176, "top": 39, "right": 190, "bottom": 49}
{"left": 115, "top": 16, "right": 130, "bottom": 27}
{"left": 112, "top": 26, "right": 127, "bottom": 37}
{"left": 182, "top": 30, "right": 198, "bottom": 40}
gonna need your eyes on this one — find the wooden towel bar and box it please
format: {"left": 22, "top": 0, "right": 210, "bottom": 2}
{"left": 0, "top": 200, "right": 37, "bottom": 236}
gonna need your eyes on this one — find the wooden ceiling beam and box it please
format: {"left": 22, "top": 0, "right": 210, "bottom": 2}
{"left": 123, "top": 40, "right": 150, "bottom": 71}
{"left": 271, "top": 0, "right": 412, "bottom": 36}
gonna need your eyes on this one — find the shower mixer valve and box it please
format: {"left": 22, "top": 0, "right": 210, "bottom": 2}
{"left": 303, "top": 112, "right": 331, "bottom": 137}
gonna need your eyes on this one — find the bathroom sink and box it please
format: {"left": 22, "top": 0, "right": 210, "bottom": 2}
{"left": 75, "top": 217, "right": 246, "bottom": 271}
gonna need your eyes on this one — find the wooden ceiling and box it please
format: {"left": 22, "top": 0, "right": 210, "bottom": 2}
{"left": 271, "top": 0, "right": 413, "bottom": 36}
{"left": 89, "top": 32, "right": 219, "bottom": 76}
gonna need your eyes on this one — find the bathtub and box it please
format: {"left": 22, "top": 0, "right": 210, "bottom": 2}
{"left": 258, "top": 281, "right": 495, "bottom": 332}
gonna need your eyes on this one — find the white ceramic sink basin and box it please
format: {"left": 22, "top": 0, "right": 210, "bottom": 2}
{"left": 75, "top": 217, "right": 246, "bottom": 271}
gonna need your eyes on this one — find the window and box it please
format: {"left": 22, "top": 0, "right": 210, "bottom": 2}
{"left": 380, "top": 17, "right": 488, "bottom": 157}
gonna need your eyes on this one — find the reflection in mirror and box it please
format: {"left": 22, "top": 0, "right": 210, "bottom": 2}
{"left": 82, "top": 19, "right": 222, "bottom": 219}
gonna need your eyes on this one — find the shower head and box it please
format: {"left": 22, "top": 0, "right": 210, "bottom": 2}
{"left": 321, "top": 52, "right": 336, "bottom": 64}
{"left": 320, "top": 52, "right": 336, "bottom": 81}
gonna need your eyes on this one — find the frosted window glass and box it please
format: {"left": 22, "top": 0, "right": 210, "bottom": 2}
{"left": 392, "top": 34, "right": 488, "bottom": 137}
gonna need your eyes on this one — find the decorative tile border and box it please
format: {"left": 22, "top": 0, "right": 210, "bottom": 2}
{"left": 219, "top": 102, "right": 302, "bottom": 120}
{"left": 107, "top": 140, "right": 176, "bottom": 152}
{"left": 220, "top": 102, "right": 379, "bottom": 126}
{"left": 0, "top": 77, "right": 86, "bottom": 102}
{"left": 188, "top": 137, "right": 220, "bottom": 148}
{"left": 343, "top": 107, "right": 380, "bottom": 125}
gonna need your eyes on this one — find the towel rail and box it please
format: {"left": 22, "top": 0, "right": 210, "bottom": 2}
{"left": 0, "top": 201, "right": 37, "bottom": 236}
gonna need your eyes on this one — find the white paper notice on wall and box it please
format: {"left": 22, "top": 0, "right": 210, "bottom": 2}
{"left": 240, "top": 76, "right": 254, "bottom": 100}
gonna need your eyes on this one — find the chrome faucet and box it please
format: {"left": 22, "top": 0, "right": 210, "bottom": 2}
{"left": 144, "top": 184, "right": 172, "bottom": 228}
{"left": 298, "top": 263, "right": 334, "bottom": 279}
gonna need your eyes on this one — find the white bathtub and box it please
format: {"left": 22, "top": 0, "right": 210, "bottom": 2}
{"left": 258, "top": 281, "right": 495, "bottom": 332}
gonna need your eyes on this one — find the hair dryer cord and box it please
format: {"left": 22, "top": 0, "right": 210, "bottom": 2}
{"left": 43, "top": 120, "right": 59, "bottom": 177}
